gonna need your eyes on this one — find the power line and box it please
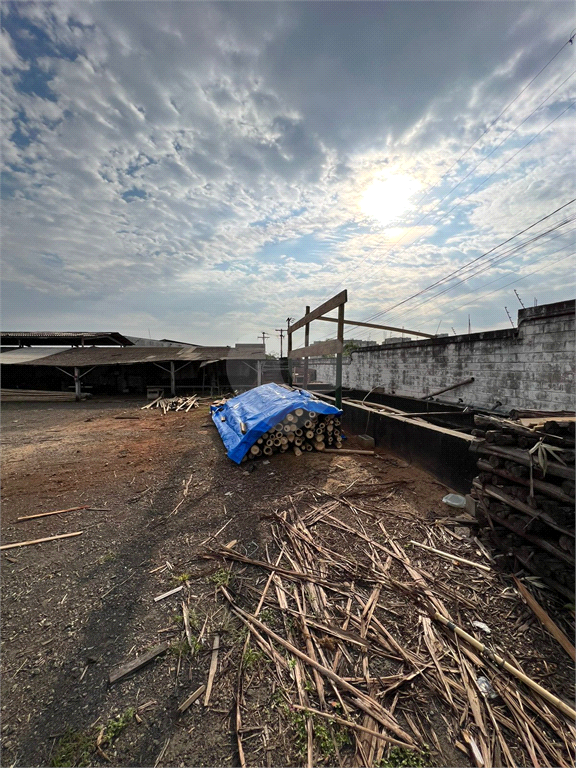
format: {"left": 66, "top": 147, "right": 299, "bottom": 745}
{"left": 377, "top": 218, "right": 576, "bottom": 330}
{"left": 347, "top": 98, "right": 576, "bottom": 307}
{"left": 325, "top": 29, "right": 576, "bottom": 300}
{"left": 349, "top": 198, "right": 576, "bottom": 330}
{"left": 384, "top": 225, "right": 576, "bottom": 330}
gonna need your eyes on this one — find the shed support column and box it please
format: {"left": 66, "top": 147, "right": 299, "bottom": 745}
{"left": 170, "top": 362, "right": 176, "bottom": 397}
{"left": 335, "top": 303, "right": 345, "bottom": 409}
{"left": 256, "top": 360, "right": 262, "bottom": 387}
{"left": 303, "top": 305, "right": 310, "bottom": 389}
{"left": 74, "top": 367, "right": 82, "bottom": 401}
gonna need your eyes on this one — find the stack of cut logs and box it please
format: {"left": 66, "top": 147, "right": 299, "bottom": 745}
{"left": 470, "top": 413, "right": 575, "bottom": 598}
{"left": 142, "top": 395, "right": 199, "bottom": 413}
{"left": 245, "top": 409, "right": 341, "bottom": 459}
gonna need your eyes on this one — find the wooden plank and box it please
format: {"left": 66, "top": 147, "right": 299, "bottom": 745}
{"left": 321, "top": 393, "right": 478, "bottom": 442}
{"left": 288, "top": 339, "right": 343, "bottom": 359}
{"left": 0, "top": 531, "right": 83, "bottom": 550}
{"left": 177, "top": 684, "right": 206, "bottom": 714}
{"left": 17, "top": 505, "right": 89, "bottom": 522}
{"left": 109, "top": 641, "right": 170, "bottom": 684}
{"left": 316, "top": 316, "right": 435, "bottom": 338}
{"left": 512, "top": 576, "right": 575, "bottom": 661}
{"left": 288, "top": 290, "right": 347, "bottom": 334}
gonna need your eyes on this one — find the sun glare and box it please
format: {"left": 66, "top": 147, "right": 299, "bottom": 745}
{"left": 359, "top": 175, "right": 421, "bottom": 226}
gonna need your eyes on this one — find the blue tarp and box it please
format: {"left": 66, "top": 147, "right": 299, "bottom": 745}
{"left": 211, "top": 383, "right": 342, "bottom": 464}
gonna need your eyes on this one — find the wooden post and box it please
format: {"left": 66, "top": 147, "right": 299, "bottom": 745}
{"left": 335, "top": 303, "right": 345, "bottom": 409}
{"left": 74, "top": 367, "right": 82, "bottom": 401}
{"left": 170, "top": 361, "right": 176, "bottom": 397}
{"left": 303, "top": 305, "right": 310, "bottom": 389}
{"left": 257, "top": 360, "right": 262, "bottom": 387}
{"left": 287, "top": 323, "right": 293, "bottom": 387}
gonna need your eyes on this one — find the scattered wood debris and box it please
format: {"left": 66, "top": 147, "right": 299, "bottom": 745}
{"left": 198, "top": 487, "right": 575, "bottom": 768}
{"left": 142, "top": 395, "right": 199, "bottom": 413}
{"left": 153, "top": 585, "right": 183, "bottom": 602}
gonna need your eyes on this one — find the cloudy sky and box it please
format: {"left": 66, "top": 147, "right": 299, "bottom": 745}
{"left": 1, "top": 1, "right": 575, "bottom": 354}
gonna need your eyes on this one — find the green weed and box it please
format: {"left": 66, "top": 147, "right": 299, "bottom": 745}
{"left": 209, "top": 568, "right": 230, "bottom": 587}
{"left": 104, "top": 708, "right": 135, "bottom": 741}
{"left": 377, "top": 746, "right": 431, "bottom": 767}
{"left": 51, "top": 728, "right": 95, "bottom": 767}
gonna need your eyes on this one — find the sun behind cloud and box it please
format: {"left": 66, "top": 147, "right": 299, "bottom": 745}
{"left": 359, "top": 174, "right": 422, "bottom": 226}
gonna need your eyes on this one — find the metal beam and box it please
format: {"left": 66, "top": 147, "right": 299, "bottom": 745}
{"left": 288, "top": 339, "right": 343, "bottom": 359}
{"left": 288, "top": 290, "right": 347, "bottom": 334}
{"left": 316, "top": 316, "right": 435, "bottom": 339}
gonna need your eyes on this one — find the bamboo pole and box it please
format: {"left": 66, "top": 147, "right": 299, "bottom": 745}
{"left": 512, "top": 576, "right": 575, "bottom": 662}
{"left": 433, "top": 612, "right": 576, "bottom": 720}
{"left": 409, "top": 541, "right": 491, "bottom": 572}
{"left": 17, "top": 505, "right": 89, "bottom": 522}
{"left": 1, "top": 531, "right": 83, "bottom": 550}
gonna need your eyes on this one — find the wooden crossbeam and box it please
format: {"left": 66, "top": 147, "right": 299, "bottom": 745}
{"left": 288, "top": 291, "right": 347, "bottom": 334}
{"left": 316, "top": 316, "right": 435, "bottom": 338}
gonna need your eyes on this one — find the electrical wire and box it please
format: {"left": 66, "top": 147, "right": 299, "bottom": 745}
{"left": 389, "top": 231, "right": 576, "bottom": 331}
{"left": 346, "top": 98, "right": 576, "bottom": 314}
{"left": 324, "top": 29, "right": 576, "bottom": 301}
{"left": 378, "top": 219, "right": 576, "bottom": 329}
{"left": 346, "top": 198, "right": 576, "bottom": 332}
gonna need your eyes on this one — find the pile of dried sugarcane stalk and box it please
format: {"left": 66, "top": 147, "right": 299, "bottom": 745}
{"left": 142, "top": 395, "right": 199, "bottom": 413}
{"left": 202, "top": 487, "right": 575, "bottom": 768}
{"left": 246, "top": 410, "right": 342, "bottom": 459}
{"left": 469, "top": 412, "right": 575, "bottom": 598}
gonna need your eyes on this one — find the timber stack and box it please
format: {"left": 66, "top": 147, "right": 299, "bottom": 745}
{"left": 243, "top": 409, "right": 342, "bottom": 459}
{"left": 469, "top": 411, "right": 575, "bottom": 598}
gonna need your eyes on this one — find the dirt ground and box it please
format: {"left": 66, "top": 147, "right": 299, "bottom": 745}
{"left": 1, "top": 398, "right": 574, "bottom": 768}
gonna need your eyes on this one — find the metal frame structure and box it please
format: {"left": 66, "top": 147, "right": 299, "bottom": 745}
{"left": 287, "top": 290, "right": 437, "bottom": 409}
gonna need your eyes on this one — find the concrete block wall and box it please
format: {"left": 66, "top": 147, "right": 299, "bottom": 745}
{"left": 307, "top": 300, "right": 575, "bottom": 411}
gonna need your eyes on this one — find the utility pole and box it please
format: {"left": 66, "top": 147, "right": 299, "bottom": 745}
{"left": 504, "top": 307, "right": 515, "bottom": 328}
{"left": 514, "top": 289, "right": 525, "bottom": 308}
{"left": 275, "top": 328, "right": 285, "bottom": 358}
{"left": 258, "top": 332, "right": 270, "bottom": 351}
{"left": 468, "top": 314, "right": 471, "bottom": 335}
{"left": 451, "top": 327, "right": 457, "bottom": 335}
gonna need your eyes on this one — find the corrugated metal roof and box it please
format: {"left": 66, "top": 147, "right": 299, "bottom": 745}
{"left": 0, "top": 348, "right": 65, "bottom": 365}
{"left": 18, "top": 346, "right": 266, "bottom": 367}
{"left": 0, "top": 332, "right": 134, "bottom": 346}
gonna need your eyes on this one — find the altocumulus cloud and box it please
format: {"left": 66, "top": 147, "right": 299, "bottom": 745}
{"left": 1, "top": 1, "right": 574, "bottom": 349}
